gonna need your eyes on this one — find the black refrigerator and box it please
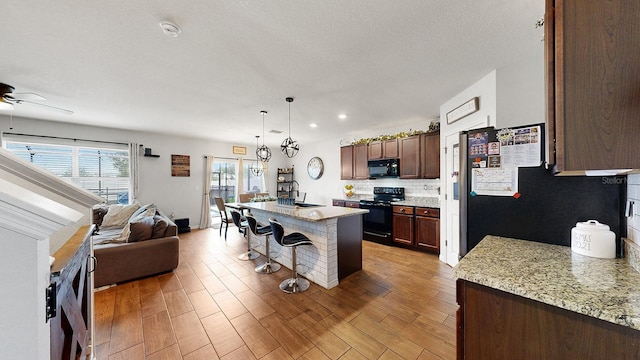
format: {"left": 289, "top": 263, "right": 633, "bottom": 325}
{"left": 459, "top": 124, "right": 626, "bottom": 258}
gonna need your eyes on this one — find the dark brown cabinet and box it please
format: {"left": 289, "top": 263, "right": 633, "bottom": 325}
{"left": 399, "top": 136, "right": 420, "bottom": 178}
{"left": 546, "top": 0, "right": 640, "bottom": 173}
{"left": 399, "top": 132, "right": 440, "bottom": 179}
{"left": 457, "top": 279, "right": 640, "bottom": 359}
{"left": 332, "top": 199, "right": 346, "bottom": 207}
{"left": 368, "top": 139, "right": 399, "bottom": 160}
{"left": 333, "top": 199, "right": 360, "bottom": 208}
{"left": 340, "top": 144, "right": 368, "bottom": 180}
{"left": 392, "top": 206, "right": 414, "bottom": 245}
{"left": 415, "top": 207, "right": 440, "bottom": 252}
{"left": 421, "top": 133, "right": 440, "bottom": 179}
{"left": 393, "top": 205, "right": 439, "bottom": 253}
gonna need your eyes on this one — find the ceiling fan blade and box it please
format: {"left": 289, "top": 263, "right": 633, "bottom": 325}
{"left": 14, "top": 99, "right": 74, "bottom": 114}
{"left": 5, "top": 92, "right": 47, "bottom": 102}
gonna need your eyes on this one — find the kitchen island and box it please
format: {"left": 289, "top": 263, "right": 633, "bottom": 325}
{"left": 454, "top": 236, "right": 640, "bottom": 359}
{"left": 233, "top": 202, "right": 368, "bottom": 289}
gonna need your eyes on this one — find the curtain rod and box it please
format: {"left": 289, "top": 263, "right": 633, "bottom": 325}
{"left": 205, "top": 156, "right": 237, "bottom": 160}
{"left": 3, "top": 132, "right": 128, "bottom": 146}
{"left": 204, "top": 155, "right": 261, "bottom": 162}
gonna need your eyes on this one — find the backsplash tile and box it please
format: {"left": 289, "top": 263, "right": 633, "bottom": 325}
{"left": 341, "top": 178, "right": 441, "bottom": 199}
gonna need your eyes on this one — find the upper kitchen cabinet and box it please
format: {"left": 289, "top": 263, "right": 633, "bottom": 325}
{"left": 368, "top": 139, "right": 399, "bottom": 160}
{"left": 399, "top": 132, "right": 440, "bottom": 179}
{"left": 546, "top": 0, "right": 640, "bottom": 173}
{"left": 340, "top": 144, "right": 368, "bottom": 180}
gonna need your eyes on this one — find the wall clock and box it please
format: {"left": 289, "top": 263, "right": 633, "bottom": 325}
{"left": 307, "top": 156, "right": 324, "bottom": 180}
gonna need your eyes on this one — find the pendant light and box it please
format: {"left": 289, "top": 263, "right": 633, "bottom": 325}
{"left": 256, "top": 110, "right": 272, "bottom": 162}
{"left": 280, "top": 97, "right": 299, "bottom": 158}
{"left": 250, "top": 135, "right": 264, "bottom": 176}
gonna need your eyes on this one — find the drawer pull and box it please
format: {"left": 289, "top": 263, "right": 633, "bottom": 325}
{"left": 400, "top": 208, "right": 405, "bottom": 213}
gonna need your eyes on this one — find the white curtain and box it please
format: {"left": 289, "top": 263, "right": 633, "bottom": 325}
{"left": 237, "top": 157, "right": 244, "bottom": 200}
{"left": 199, "top": 155, "right": 214, "bottom": 229}
{"left": 129, "top": 143, "right": 140, "bottom": 202}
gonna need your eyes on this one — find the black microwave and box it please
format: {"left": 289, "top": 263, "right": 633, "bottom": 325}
{"left": 368, "top": 158, "right": 400, "bottom": 178}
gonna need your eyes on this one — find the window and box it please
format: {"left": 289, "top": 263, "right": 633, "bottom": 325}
{"left": 243, "top": 160, "right": 266, "bottom": 194}
{"left": 3, "top": 134, "right": 131, "bottom": 204}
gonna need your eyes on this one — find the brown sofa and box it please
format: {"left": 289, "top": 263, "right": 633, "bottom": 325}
{"left": 92, "top": 204, "right": 179, "bottom": 287}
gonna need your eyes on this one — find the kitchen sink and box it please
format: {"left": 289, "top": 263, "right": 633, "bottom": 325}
{"left": 294, "top": 202, "right": 323, "bottom": 208}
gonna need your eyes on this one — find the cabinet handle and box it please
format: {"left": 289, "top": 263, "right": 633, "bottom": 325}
{"left": 423, "top": 210, "right": 429, "bottom": 215}
{"left": 88, "top": 256, "right": 97, "bottom": 273}
{"left": 400, "top": 208, "right": 405, "bottom": 213}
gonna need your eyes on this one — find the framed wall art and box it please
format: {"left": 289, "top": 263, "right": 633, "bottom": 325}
{"left": 171, "top": 154, "right": 190, "bottom": 177}
{"left": 447, "top": 97, "right": 479, "bottom": 124}
{"left": 232, "top": 146, "right": 247, "bottom": 155}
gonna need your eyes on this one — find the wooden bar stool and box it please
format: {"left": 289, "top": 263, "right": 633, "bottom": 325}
{"left": 245, "top": 214, "right": 281, "bottom": 274}
{"left": 269, "top": 219, "right": 313, "bottom": 293}
{"left": 230, "top": 210, "right": 259, "bottom": 260}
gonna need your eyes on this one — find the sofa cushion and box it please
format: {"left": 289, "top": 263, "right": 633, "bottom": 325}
{"left": 151, "top": 215, "right": 169, "bottom": 239}
{"left": 128, "top": 216, "right": 155, "bottom": 242}
{"left": 102, "top": 203, "right": 140, "bottom": 228}
{"left": 129, "top": 203, "right": 157, "bottom": 222}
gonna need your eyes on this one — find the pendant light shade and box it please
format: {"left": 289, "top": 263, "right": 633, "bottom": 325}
{"left": 250, "top": 135, "right": 264, "bottom": 176}
{"left": 281, "top": 97, "right": 299, "bottom": 158}
{"left": 256, "top": 110, "right": 272, "bottom": 162}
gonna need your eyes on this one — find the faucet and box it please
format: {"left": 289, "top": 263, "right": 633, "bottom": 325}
{"left": 291, "top": 180, "right": 300, "bottom": 196}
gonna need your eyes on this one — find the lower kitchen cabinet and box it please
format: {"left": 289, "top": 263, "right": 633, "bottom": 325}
{"left": 415, "top": 207, "right": 440, "bottom": 252}
{"left": 457, "top": 279, "right": 640, "bottom": 359}
{"left": 393, "top": 205, "right": 439, "bottom": 253}
{"left": 332, "top": 199, "right": 360, "bottom": 208}
{"left": 392, "top": 206, "right": 414, "bottom": 245}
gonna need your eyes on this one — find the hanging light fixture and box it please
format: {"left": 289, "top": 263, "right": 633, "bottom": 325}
{"left": 250, "top": 135, "right": 264, "bottom": 176}
{"left": 256, "top": 110, "right": 272, "bottom": 162}
{"left": 281, "top": 97, "right": 299, "bottom": 158}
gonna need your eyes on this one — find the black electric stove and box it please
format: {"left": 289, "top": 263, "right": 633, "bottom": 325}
{"left": 359, "top": 187, "right": 405, "bottom": 244}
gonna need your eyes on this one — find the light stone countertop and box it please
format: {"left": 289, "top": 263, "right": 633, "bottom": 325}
{"left": 454, "top": 235, "right": 640, "bottom": 330}
{"left": 229, "top": 202, "right": 368, "bottom": 222}
{"left": 392, "top": 197, "right": 440, "bottom": 208}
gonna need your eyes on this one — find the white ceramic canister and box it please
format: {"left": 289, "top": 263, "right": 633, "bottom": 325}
{"left": 571, "top": 220, "right": 616, "bottom": 258}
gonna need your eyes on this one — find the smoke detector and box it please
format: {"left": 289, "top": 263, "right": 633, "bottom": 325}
{"left": 159, "top": 21, "right": 181, "bottom": 37}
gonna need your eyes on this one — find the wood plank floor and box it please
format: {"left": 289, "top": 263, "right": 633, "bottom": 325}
{"left": 94, "top": 227, "right": 457, "bottom": 359}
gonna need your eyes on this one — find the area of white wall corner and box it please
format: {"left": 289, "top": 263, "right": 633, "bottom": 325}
{"left": 628, "top": 174, "right": 640, "bottom": 245}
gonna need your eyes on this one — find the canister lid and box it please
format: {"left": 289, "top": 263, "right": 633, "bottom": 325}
{"left": 575, "top": 220, "right": 610, "bottom": 231}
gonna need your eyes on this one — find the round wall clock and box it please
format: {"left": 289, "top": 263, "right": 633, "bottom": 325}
{"left": 307, "top": 156, "right": 324, "bottom": 180}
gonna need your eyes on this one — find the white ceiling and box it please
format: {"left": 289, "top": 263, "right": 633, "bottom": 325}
{"left": 1, "top": 1, "right": 544, "bottom": 147}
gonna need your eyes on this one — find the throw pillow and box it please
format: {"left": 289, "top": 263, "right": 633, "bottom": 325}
{"left": 128, "top": 216, "right": 155, "bottom": 242}
{"left": 151, "top": 215, "right": 169, "bottom": 239}
{"left": 101, "top": 203, "right": 141, "bottom": 228}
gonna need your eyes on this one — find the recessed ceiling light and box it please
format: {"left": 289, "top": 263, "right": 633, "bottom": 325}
{"left": 310, "top": 123, "right": 318, "bottom": 128}
{"left": 338, "top": 114, "right": 347, "bottom": 120}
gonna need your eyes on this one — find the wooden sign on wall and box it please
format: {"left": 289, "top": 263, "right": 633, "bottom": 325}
{"left": 171, "top": 154, "right": 190, "bottom": 177}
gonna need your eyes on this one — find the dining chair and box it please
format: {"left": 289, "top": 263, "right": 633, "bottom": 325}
{"left": 214, "top": 197, "right": 233, "bottom": 239}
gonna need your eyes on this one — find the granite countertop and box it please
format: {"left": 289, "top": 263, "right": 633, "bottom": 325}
{"left": 230, "top": 202, "right": 368, "bottom": 222}
{"left": 454, "top": 236, "right": 640, "bottom": 330}
{"left": 332, "top": 196, "right": 440, "bottom": 208}
{"left": 392, "top": 197, "right": 440, "bottom": 208}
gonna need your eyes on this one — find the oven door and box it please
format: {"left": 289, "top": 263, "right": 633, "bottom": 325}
{"left": 359, "top": 201, "right": 392, "bottom": 244}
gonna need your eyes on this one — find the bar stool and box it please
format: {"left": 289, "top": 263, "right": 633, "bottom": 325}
{"left": 245, "top": 214, "right": 281, "bottom": 274}
{"left": 230, "top": 210, "right": 259, "bottom": 260}
{"left": 269, "top": 219, "right": 313, "bottom": 293}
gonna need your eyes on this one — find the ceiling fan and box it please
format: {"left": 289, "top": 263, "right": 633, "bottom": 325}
{"left": 0, "top": 83, "right": 74, "bottom": 114}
